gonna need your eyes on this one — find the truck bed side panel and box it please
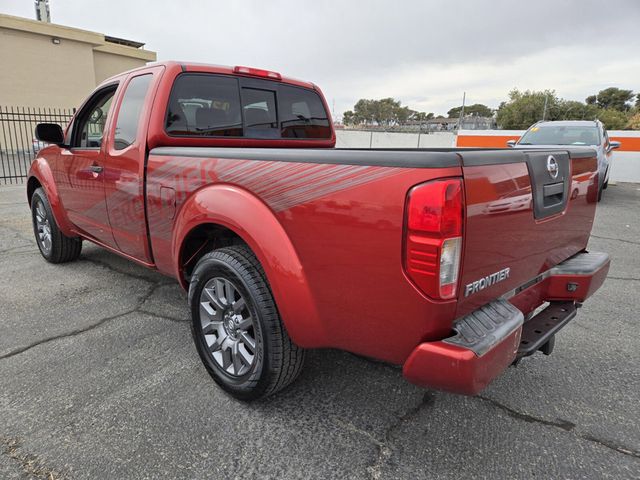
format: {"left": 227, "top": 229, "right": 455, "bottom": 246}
{"left": 146, "top": 148, "right": 461, "bottom": 364}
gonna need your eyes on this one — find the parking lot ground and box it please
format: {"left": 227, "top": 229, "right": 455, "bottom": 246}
{"left": 0, "top": 183, "right": 639, "bottom": 479}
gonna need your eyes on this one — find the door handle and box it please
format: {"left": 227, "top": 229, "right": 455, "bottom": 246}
{"left": 89, "top": 164, "right": 103, "bottom": 174}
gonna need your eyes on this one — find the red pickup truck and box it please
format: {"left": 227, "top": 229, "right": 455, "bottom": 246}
{"left": 29, "top": 62, "right": 609, "bottom": 400}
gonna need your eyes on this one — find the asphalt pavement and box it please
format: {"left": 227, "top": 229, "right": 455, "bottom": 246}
{"left": 0, "top": 182, "right": 638, "bottom": 479}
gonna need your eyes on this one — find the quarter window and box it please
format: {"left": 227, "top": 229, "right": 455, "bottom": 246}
{"left": 114, "top": 74, "right": 153, "bottom": 150}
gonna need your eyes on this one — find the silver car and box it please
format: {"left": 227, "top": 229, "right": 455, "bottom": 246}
{"left": 507, "top": 120, "right": 620, "bottom": 201}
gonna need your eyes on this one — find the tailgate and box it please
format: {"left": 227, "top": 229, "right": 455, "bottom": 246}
{"left": 456, "top": 148, "right": 598, "bottom": 317}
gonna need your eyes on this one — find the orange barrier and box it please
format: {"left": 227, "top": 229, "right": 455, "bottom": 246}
{"left": 610, "top": 136, "right": 640, "bottom": 152}
{"left": 456, "top": 135, "right": 519, "bottom": 148}
{"left": 457, "top": 132, "right": 640, "bottom": 152}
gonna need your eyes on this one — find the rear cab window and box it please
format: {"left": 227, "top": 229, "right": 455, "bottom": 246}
{"left": 165, "top": 73, "right": 331, "bottom": 139}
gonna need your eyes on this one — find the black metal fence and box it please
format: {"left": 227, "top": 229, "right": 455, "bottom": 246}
{"left": 0, "top": 106, "right": 74, "bottom": 185}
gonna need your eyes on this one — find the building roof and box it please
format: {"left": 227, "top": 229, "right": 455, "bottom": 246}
{"left": 104, "top": 35, "right": 145, "bottom": 49}
{"left": 0, "top": 13, "right": 156, "bottom": 61}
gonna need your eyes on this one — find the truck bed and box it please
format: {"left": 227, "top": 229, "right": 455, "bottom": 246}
{"left": 143, "top": 145, "right": 598, "bottom": 364}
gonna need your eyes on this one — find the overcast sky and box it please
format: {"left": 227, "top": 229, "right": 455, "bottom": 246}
{"left": 4, "top": 0, "right": 640, "bottom": 118}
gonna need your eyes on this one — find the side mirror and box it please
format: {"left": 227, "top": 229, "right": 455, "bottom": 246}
{"left": 35, "top": 123, "right": 64, "bottom": 145}
{"left": 506, "top": 139, "right": 517, "bottom": 148}
{"left": 609, "top": 140, "right": 621, "bottom": 150}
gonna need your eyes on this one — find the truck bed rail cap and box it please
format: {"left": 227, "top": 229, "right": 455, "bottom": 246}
{"left": 460, "top": 147, "right": 596, "bottom": 166}
{"left": 150, "top": 147, "right": 461, "bottom": 169}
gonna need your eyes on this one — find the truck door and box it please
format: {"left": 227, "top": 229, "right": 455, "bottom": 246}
{"left": 102, "top": 67, "right": 163, "bottom": 263}
{"left": 57, "top": 84, "right": 119, "bottom": 247}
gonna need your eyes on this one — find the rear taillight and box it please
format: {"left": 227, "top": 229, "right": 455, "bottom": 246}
{"left": 404, "top": 178, "right": 463, "bottom": 300}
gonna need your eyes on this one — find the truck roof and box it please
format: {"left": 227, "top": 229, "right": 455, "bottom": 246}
{"left": 534, "top": 120, "right": 599, "bottom": 127}
{"left": 102, "top": 60, "right": 317, "bottom": 90}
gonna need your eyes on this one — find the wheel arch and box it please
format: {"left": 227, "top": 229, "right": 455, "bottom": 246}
{"left": 27, "top": 159, "right": 75, "bottom": 236}
{"left": 172, "top": 183, "right": 325, "bottom": 347}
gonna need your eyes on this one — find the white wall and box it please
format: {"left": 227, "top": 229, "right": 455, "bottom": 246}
{"left": 336, "top": 130, "right": 454, "bottom": 148}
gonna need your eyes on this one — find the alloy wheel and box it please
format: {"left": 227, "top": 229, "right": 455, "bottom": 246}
{"left": 199, "top": 277, "right": 257, "bottom": 377}
{"left": 34, "top": 199, "right": 52, "bottom": 254}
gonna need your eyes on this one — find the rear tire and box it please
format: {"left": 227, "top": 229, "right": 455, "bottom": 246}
{"left": 31, "top": 188, "right": 82, "bottom": 263}
{"left": 188, "top": 245, "right": 305, "bottom": 400}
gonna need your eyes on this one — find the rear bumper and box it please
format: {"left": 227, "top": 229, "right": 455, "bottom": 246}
{"left": 402, "top": 251, "right": 610, "bottom": 395}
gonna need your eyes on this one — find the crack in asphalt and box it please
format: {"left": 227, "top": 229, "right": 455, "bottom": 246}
{"left": 367, "top": 392, "right": 435, "bottom": 479}
{"left": 591, "top": 235, "right": 640, "bottom": 246}
{"left": 0, "top": 310, "right": 133, "bottom": 361}
{"left": 331, "top": 392, "right": 436, "bottom": 479}
{"left": 1, "top": 436, "right": 64, "bottom": 479}
{"left": 580, "top": 435, "right": 640, "bottom": 459}
{"left": 478, "top": 396, "right": 576, "bottom": 431}
{"left": 0, "top": 281, "right": 180, "bottom": 361}
{"left": 477, "top": 396, "right": 640, "bottom": 460}
{"left": 607, "top": 276, "right": 640, "bottom": 282}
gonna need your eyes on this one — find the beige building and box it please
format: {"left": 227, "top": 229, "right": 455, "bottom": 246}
{"left": 0, "top": 13, "right": 157, "bottom": 109}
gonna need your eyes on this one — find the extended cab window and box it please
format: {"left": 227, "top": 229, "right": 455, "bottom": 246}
{"left": 73, "top": 86, "right": 117, "bottom": 148}
{"left": 166, "top": 74, "right": 243, "bottom": 137}
{"left": 165, "top": 73, "right": 331, "bottom": 139}
{"left": 114, "top": 74, "right": 152, "bottom": 150}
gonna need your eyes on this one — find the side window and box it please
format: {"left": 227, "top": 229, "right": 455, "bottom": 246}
{"left": 279, "top": 85, "right": 331, "bottom": 139}
{"left": 166, "top": 74, "right": 243, "bottom": 137}
{"left": 241, "top": 88, "right": 278, "bottom": 138}
{"left": 114, "top": 74, "right": 152, "bottom": 150}
{"left": 73, "top": 86, "right": 117, "bottom": 148}
{"left": 164, "top": 74, "right": 331, "bottom": 140}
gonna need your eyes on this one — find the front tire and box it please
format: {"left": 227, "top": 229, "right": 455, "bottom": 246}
{"left": 188, "top": 245, "right": 305, "bottom": 400}
{"left": 31, "top": 188, "right": 82, "bottom": 263}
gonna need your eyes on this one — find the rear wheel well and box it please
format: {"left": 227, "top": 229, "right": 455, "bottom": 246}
{"left": 27, "top": 177, "right": 42, "bottom": 206}
{"left": 180, "top": 223, "right": 247, "bottom": 282}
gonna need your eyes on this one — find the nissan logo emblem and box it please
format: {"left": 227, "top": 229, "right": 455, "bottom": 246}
{"left": 547, "top": 155, "right": 559, "bottom": 179}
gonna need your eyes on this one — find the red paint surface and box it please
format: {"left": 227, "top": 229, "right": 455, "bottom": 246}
{"left": 457, "top": 155, "right": 598, "bottom": 318}
{"left": 403, "top": 328, "right": 522, "bottom": 395}
{"left": 27, "top": 61, "right": 609, "bottom": 396}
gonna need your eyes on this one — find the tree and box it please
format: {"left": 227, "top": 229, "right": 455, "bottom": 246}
{"left": 554, "top": 100, "right": 599, "bottom": 121}
{"left": 342, "top": 110, "right": 355, "bottom": 125}
{"left": 496, "top": 89, "right": 561, "bottom": 129}
{"left": 447, "top": 104, "right": 493, "bottom": 118}
{"left": 413, "top": 111, "right": 434, "bottom": 122}
{"left": 627, "top": 112, "right": 640, "bottom": 130}
{"left": 597, "top": 109, "right": 629, "bottom": 130}
{"left": 341, "top": 98, "right": 431, "bottom": 126}
{"left": 585, "top": 87, "right": 635, "bottom": 111}
{"left": 636, "top": 93, "right": 640, "bottom": 108}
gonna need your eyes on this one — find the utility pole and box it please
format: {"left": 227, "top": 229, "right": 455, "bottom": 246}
{"left": 542, "top": 94, "right": 548, "bottom": 121}
{"left": 35, "top": 0, "right": 51, "bottom": 22}
{"left": 457, "top": 92, "right": 466, "bottom": 133}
